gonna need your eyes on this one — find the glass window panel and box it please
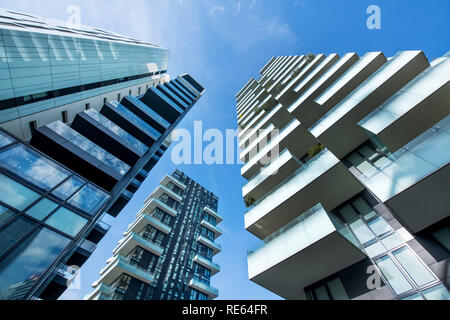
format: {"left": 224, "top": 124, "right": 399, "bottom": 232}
{"left": 314, "top": 285, "right": 330, "bottom": 300}
{"left": 0, "top": 173, "right": 40, "bottom": 211}
{"left": 358, "top": 145, "right": 378, "bottom": 160}
{"left": 0, "top": 226, "right": 70, "bottom": 300}
{"left": 368, "top": 217, "right": 393, "bottom": 237}
{"left": 26, "top": 198, "right": 59, "bottom": 221}
{"left": 0, "top": 131, "right": 14, "bottom": 148}
{"left": 45, "top": 207, "right": 88, "bottom": 237}
{"left": 401, "top": 293, "right": 424, "bottom": 300}
{"left": 392, "top": 246, "right": 436, "bottom": 287}
{"left": 352, "top": 197, "right": 377, "bottom": 220}
{"left": 327, "top": 278, "right": 350, "bottom": 300}
{"left": 51, "top": 176, "right": 85, "bottom": 200}
{"left": 422, "top": 284, "right": 450, "bottom": 300}
{"left": 375, "top": 255, "right": 413, "bottom": 295}
{"left": 0, "top": 216, "right": 36, "bottom": 257}
{"left": 431, "top": 227, "right": 450, "bottom": 251}
{"left": 0, "top": 204, "right": 16, "bottom": 228}
{"left": 365, "top": 242, "right": 386, "bottom": 258}
{"left": 67, "top": 184, "right": 109, "bottom": 215}
{"left": 0, "top": 144, "right": 70, "bottom": 191}
{"left": 349, "top": 219, "right": 376, "bottom": 245}
{"left": 381, "top": 233, "right": 405, "bottom": 250}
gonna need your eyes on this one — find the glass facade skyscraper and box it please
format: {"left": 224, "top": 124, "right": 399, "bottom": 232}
{"left": 0, "top": 8, "right": 169, "bottom": 141}
{"left": 86, "top": 170, "right": 222, "bottom": 300}
{"left": 236, "top": 51, "right": 449, "bottom": 300}
{"left": 0, "top": 8, "right": 205, "bottom": 300}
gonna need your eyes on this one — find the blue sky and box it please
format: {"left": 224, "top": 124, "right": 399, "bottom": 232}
{"left": 1, "top": 0, "right": 449, "bottom": 300}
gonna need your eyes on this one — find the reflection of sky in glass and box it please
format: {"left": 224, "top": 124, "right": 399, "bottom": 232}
{"left": 108, "top": 101, "right": 162, "bottom": 141}
{"left": 26, "top": 198, "right": 59, "bottom": 221}
{"left": 126, "top": 95, "right": 171, "bottom": 129}
{"left": 84, "top": 109, "right": 148, "bottom": 154}
{"left": 46, "top": 121, "right": 130, "bottom": 175}
{"left": 51, "top": 175, "right": 85, "bottom": 200}
{"left": 0, "top": 131, "right": 14, "bottom": 148}
{"left": 45, "top": 207, "right": 88, "bottom": 237}
{"left": 0, "top": 204, "right": 15, "bottom": 228}
{"left": 0, "top": 227, "right": 70, "bottom": 299}
{"left": 68, "top": 184, "right": 109, "bottom": 215}
{"left": 0, "top": 173, "right": 40, "bottom": 211}
{"left": 0, "top": 144, "right": 70, "bottom": 191}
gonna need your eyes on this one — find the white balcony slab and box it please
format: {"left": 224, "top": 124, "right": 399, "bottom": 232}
{"left": 194, "top": 254, "right": 220, "bottom": 275}
{"left": 113, "top": 232, "right": 164, "bottom": 257}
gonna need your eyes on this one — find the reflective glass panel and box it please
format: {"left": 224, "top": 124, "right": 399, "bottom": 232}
{"left": 381, "top": 233, "right": 405, "bottom": 250}
{"left": 432, "top": 227, "right": 450, "bottom": 251}
{"left": 51, "top": 176, "right": 85, "bottom": 200}
{"left": 0, "top": 226, "right": 70, "bottom": 300}
{"left": 327, "top": 278, "right": 350, "bottom": 300}
{"left": 392, "top": 246, "right": 436, "bottom": 287}
{"left": 375, "top": 255, "right": 413, "bottom": 295}
{"left": 0, "top": 216, "right": 36, "bottom": 257}
{"left": 422, "top": 284, "right": 450, "bottom": 300}
{"left": 0, "top": 173, "right": 40, "bottom": 211}
{"left": 0, "top": 131, "right": 14, "bottom": 148}
{"left": 26, "top": 198, "right": 59, "bottom": 221}
{"left": 67, "top": 184, "right": 109, "bottom": 215}
{"left": 368, "top": 217, "right": 393, "bottom": 237}
{"left": 45, "top": 207, "right": 88, "bottom": 237}
{"left": 0, "top": 204, "right": 15, "bottom": 228}
{"left": 401, "top": 293, "right": 424, "bottom": 300}
{"left": 0, "top": 144, "right": 70, "bottom": 191}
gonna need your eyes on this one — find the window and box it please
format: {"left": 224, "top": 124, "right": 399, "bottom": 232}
{"left": 0, "top": 204, "right": 15, "bottom": 228}
{"left": 306, "top": 277, "right": 350, "bottom": 300}
{"left": 85, "top": 103, "right": 90, "bottom": 110}
{"left": 431, "top": 227, "right": 450, "bottom": 251}
{"left": 422, "top": 284, "right": 450, "bottom": 300}
{"left": 117, "top": 93, "right": 121, "bottom": 101}
{"left": 103, "top": 97, "right": 107, "bottom": 104}
{"left": 0, "top": 173, "right": 40, "bottom": 211}
{"left": 51, "top": 176, "right": 85, "bottom": 200}
{"left": 0, "top": 131, "right": 14, "bottom": 148}
{"left": 67, "top": 184, "right": 109, "bottom": 215}
{"left": 138, "top": 87, "right": 141, "bottom": 94}
{"left": 0, "top": 227, "right": 70, "bottom": 300}
{"left": 61, "top": 111, "right": 68, "bottom": 123}
{"left": 29, "top": 120, "right": 37, "bottom": 135}
{"left": 0, "top": 144, "right": 71, "bottom": 191}
{"left": 0, "top": 216, "right": 36, "bottom": 257}
{"left": 26, "top": 198, "right": 59, "bottom": 221}
{"left": 45, "top": 207, "right": 88, "bottom": 237}
{"left": 129, "top": 90, "right": 132, "bottom": 95}
{"left": 375, "top": 255, "right": 413, "bottom": 295}
{"left": 392, "top": 246, "right": 436, "bottom": 287}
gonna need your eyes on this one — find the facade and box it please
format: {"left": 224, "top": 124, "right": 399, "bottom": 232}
{"left": 0, "top": 9, "right": 205, "bottom": 300}
{"left": 236, "top": 52, "right": 450, "bottom": 300}
{"left": 85, "top": 170, "right": 222, "bottom": 300}
{"left": 0, "top": 8, "right": 169, "bottom": 141}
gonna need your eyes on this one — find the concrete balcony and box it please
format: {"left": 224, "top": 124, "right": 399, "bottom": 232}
{"left": 358, "top": 56, "right": 450, "bottom": 153}
{"left": 189, "top": 278, "right": 219, "bottom": 299}
{"left": 245, "top": 149, "right": 364, "bottom": 239}
{"left": 315, "top": 51, "right": 387, "bottom": 111}
{"left": 276, "top": 54, "right": 326, "bottom": 107}
{"left": 150, "top": 185, "right": 183, "bottom": 202}
{"left": 142, "top": 197, "right": 177, "bottom": 217}
{"left": 310, "top": 50, "right": 429, "bottom": 159}
{"left": 240, "top": 123, "right": 276, "bottom": 163}
{"left": 239, "top": 102, "right": 291, "bottom": 147}
{"left": 84, "top": 283, "right": 112, "bottom": 300}
{"left": 265, "top": 56, "right": 299, "bottom": 89}
{"left": 98, "top": 255, "right": 154, "bottom": 285}
{"left": 194, "top": 254, "right": 221, "bottom": 275}
{"left": 201, "top": 220, "right": 223, "bottom": 238}
{"left": 356, "top": 116, "right": 450, "bottom": 233}
{"left": 203, "top": 206, "right": 223, "bottom": 223}
{"left": 113, "top": 232, "right": 164, "bottom": 257}
{"left": 126, "top": 213, "right": 172, "bottom": 235}
{"left": 243, "top": 149, "right": 301, "bottom": 201}
{"left": 241, "top": 119, "right": 316, "bottom": 180}
{"left": 247, "top": 204, "right": 366, "bottom": 300}
{"left": 268, "top": 56, "right": 304, "bottom": 93}
{"left": 161, "top": 175, "right": 186, "bottom": 190}
{"left": 287, "top": 53, "right": 359, "bottom": 128}
{"left": 197, "top": 235, "right": 222, "bottom": 255}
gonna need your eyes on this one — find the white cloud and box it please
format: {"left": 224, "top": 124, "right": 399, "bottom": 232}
{"left": 210, "top": 5, "right": 225, "bottom": 15}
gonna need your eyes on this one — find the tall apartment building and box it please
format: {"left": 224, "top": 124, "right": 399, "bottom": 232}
{"left": 85, "top": 170, "right": 222, "bottom": 300}
{"left": 0, "top": 8, "right": 169, "bottom": 141}
{"left": 0, "top": 9, "right": 205, "bottom": 300}
{"left": 236, "top": 51, "right": 450, "bottom": 300}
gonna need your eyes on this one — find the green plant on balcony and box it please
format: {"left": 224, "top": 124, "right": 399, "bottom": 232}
{"left": 305, "top": 53, "right": 316, "bottom": 63}
{"left": 307, "top": 144, "right": 325, "bottom": 160}
{"left": 244, "top": 195, "right": 256, "bottom": 208}
{"left": 271, "top": 82, "right": 284, "bottom": 97}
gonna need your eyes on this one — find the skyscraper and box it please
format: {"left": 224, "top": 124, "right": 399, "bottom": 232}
{"left": 86, "top": 170, "right": 222, "bottom": 300}
{"left": 0, "top": 9, "right": 205, "bottom": 300}
{"left": 0, "top": 8, "right": 169, "bottom": 141}
{"left": 236, "top": 52, "right": 450, "bottom": 300}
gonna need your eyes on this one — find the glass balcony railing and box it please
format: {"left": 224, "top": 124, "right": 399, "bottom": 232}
{"left": 357, "top": 115, "right": 450, "bottom": 202}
